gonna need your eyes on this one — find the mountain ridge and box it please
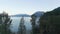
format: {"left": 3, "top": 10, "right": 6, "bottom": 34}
{"left": 31, "top": 11, "right": 44, "bottom": 17}
{"left": 10, "top": 14, "right": 31, "bottom": 17}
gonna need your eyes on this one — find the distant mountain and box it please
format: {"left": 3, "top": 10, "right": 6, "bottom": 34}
{"left": 10, "top": 14, "right": 30, "bottom": 17}
{"left": 31, "top": 11, "right": 44, "bottom": 17}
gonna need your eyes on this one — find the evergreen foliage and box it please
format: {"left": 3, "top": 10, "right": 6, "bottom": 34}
{"left": 0, "top": 13, "right": 12, "bottom": 34}
{"left": 18, "top": 17, "right": 26, "bottom": 34}
{"left": 40, "top": 7, "right": 60, "bottom": 34}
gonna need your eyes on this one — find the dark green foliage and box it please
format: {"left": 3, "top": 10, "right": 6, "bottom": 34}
{"left": 18, "top": 17, "right": 26, "bottom": 34}
{"left": 0, "top": 13, "right": 12, "bottom": 34}
{"left": 31, "top": 15, "right": 36, "bottom": 34}
{"left": 31, "top": 14, "right": 40, "bottom": 34}
{"left": 42, "top": 7, "right": 60, "bottom": 16}
{"left": 40, "top": 7, "right": 60, "bottom": 34}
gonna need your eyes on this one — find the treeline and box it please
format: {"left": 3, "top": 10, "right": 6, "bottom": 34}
{"left": 40, "top": 7, "right": 60, "bottom": 34}
{"left": 31, "top": 7, "right": 60, "bottom": 34}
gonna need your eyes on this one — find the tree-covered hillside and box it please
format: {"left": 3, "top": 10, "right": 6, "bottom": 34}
{"left": 39, "top": 7, "right": 60, "bottom": 34}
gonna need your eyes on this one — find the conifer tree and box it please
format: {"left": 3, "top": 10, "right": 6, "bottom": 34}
{"left": 0, "top": 12, "right": 12, "bottom": 34}
{"left": 18, "top": 17, "right": 26, "bottom": 34}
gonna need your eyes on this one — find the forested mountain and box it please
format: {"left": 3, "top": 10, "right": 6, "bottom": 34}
{"left": 39, "top": 7, "right": 60, "bottom": 34}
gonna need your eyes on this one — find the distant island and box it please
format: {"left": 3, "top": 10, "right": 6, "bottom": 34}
{"left": 10, "top": 14, "right": 31, "bottom": 17}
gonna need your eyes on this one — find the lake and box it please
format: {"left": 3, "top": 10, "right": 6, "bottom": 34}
{"left": 10, "top": 17, "right": 40, "bottom": 34}
{"left": 10, "top": 17, "right": 32, "bottom": 34}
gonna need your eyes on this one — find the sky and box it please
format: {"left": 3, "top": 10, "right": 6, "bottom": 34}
{"left": 0, "top": 0, "right": 60, "bottom": 15}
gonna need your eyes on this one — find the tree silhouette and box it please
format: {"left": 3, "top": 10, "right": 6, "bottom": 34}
{"left": 0, "top": 12, "right": 12, "bottom": 34}
{"left": 18, "top": 17, "right": 26, "bottom": 34}
{"left": 31, "top": 14, "right": 40, "bottom": 34}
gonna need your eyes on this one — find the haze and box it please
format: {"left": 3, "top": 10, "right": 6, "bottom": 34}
{"left": 0, "top": 0, "right": 60, "bottom": 15}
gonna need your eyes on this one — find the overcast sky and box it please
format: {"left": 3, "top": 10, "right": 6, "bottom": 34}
{"left": 0, "top": 0, "right": 60, "bottom": 15}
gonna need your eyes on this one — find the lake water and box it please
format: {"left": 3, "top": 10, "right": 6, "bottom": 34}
{"left": 10, "top": 17, "right": 40, "bottom": 34}
{"left": 10, "top": 17, "right": 32, "bottom": 33}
